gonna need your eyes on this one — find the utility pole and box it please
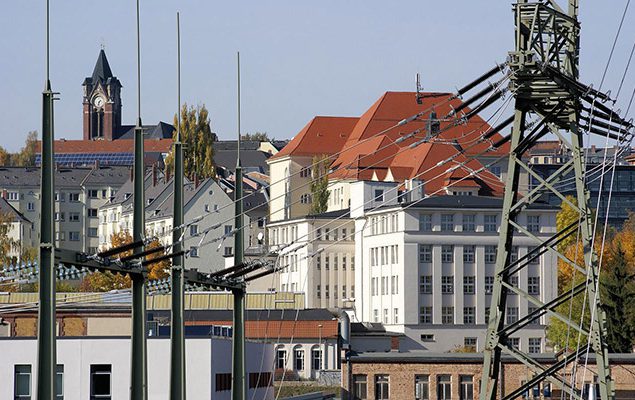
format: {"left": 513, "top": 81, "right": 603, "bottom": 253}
{"left": 479, "top": 1, "right": 622, "bottom": 400}
{"left": 131, "top": 0, "right": 148, "bottom": 398}
{"left": 232, "top": 51, "right": 247, "bottom": 400}
{"left": 170, "top": 11, "right": 186, "bottom": 400}
{"left": 37, "top": 0, "right": 57, "bottom": 398}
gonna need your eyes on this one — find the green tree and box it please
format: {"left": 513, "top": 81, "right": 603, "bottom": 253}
{"left": 0, "top": 146, "right": 12, "bottom": 166}
{"left": 546, "top": 273, "right": 590, "bottom": 351}
{"left": 600, "top": 240, "right": 635, "bottom": 352}
{"left": 165, "top": 104, "right": 217, "bottom": 181}
{"left": 556, "top": 195, "right": 580, "bottom": 254}
{"left": 309, "top": 155, "right": 330, "bottom": 215}
{"left": 241, "top": 132, "right": 270, "bottom": 141}
{"left": 0, "top": 211, "right": 19, "bottom": 266}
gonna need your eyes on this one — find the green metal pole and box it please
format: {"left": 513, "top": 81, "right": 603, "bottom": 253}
{"left": 37, "top": 1, "right": 56, "bottom": 398}
{"left": 170, "top": 11, "right": 186, "bottom": 400}
{"left": 131, "top": 0, "right": 147, "bottom": 399}
{"left": 232, "top": 51, "right": 246, "bottom": 400}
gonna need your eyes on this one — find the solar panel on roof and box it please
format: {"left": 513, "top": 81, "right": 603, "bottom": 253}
{"left": 35, "top": 153, "right": 135, "bottom": 167}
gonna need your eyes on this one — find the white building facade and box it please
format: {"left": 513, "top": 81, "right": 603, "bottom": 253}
{"left": 0, "top": 337, "right": 274, "bottom": 400}
{"left": 352, "top": 181, "right": 559, "bottom": 353}
{"left": 268, "top": 210, "right": 355, "bottom": 309}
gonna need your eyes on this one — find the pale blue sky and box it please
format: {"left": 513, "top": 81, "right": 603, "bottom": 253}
{"left": 1, "top": 1, "right": 634, "bottom": 151}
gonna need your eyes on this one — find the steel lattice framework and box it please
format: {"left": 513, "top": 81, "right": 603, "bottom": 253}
{"left": 480, "top": 1, "right": 633, "bottom": 400}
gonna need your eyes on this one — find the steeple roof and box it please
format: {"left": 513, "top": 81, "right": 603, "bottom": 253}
{"left": 91, "top": 49, "right": 114, "bottom": 83}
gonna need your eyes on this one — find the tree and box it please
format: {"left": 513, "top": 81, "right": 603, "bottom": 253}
{"left": 600, "top": 240, "right": 635, "bottom": 352}
{"left": 241, "top": 132, "right": 270, "bottom": 142}
{"left": 16, "top": 131, "right": 37, "bottom": 167}
{"left": 0, "top": 211, "right": 19, "bottom": 266}
{"left": 80, "top": 231, "right": 170, "bottom": 292}
{"left": 0, "top": 146, "right": 12, "bottom": 166}
{"left": 309, "top": 155, "right": 330, "bottom": 215}
{"left": 164, "top": 104, "right": 217, "bottom": 181}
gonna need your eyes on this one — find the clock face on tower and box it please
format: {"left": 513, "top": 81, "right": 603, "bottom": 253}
{"left": 93, "top": 96, "right": 105, "bottom": 108}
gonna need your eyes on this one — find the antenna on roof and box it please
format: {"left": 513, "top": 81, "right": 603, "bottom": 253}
{"left": 416, "top": 73, "right": 423, "bottom": 104}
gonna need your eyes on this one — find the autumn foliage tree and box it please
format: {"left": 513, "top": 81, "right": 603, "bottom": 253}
{"left": 80, "top": 231, "right": 170, "bottom": 292}
{"left": 310, "top": 155, "right": 330, "bottom": 215}
{"left": 164, "top": 104, "right": 217, "bottom": 181}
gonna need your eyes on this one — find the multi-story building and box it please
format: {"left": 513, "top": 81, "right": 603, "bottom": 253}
{"left": 1, "top": 337, "right": 274, "bottom": 400}
{"left": 269, "top": 210, "right": 355, "bottom": 308}
{"left": 0, "top": 165, "right": 129, "bottom": 255}
{"left": 0, "top": 197, "right": 35, "bottom": 262}
{"left": 352, "top": 180, "right": 559, "bottom": 353}
{"left": 99, "top": 174, "right": 235, "bottom": 273}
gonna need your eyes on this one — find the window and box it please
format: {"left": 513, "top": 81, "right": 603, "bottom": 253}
{"left": 441, "top": 214, "right": 454, "bottom": 231}
{"left": 190, "top": 224, "right": 199, "bottom": 236}
{"left": 55, "top": 365, "right": 63, "bottom": 400}
{"left": 460, "top": 376, "right": 474, "bottom": 400}
{"left": 484, "top": 215, "right": 497, "bottom": 232}
{"left": 224, "top": 225, "right": 232, "bottom": 235}
{"left": 55, "top": 192, "right": 65, "bottom": 202}
{"left": 294, "top": 349, "right": 305, "bottom": 371}
{"left": 14, "top": 365, "right": 31, "bottom": 399}
{"left": 224, "top": 246, "right": 233, "bottom": 256}
{"left": 312, "top": 348, "right": 322, "bottom": 371}
{"left": 442, "top": 306, "right": 454, "bottom": 324}
{"left": 249, "top": 372, "right": 272, "bottom": 389}
{"left": 325, "top": 228, "right": 330, "bottom": 240}
{"left": 419, "top": 214, "right": 432, "bottom": 231}
{"left": 509, "top": 337, "right": 520, "bottom": 350}
{"left": 527, "top": 215, "right": 541, "bottom": 233}
{"left": 86, "top": 227, "right": 98, "bottom": 237}
{"left": 394, "top": 308, "right": 399, "bottom": 324}
{"left": 343, "top": 255, "right": 347, "bottom": 270}
{"left": 419, "top": 245, "right": 432, "bottom": 263}
{"left": 375, "top": 375, "right": 389, "bottom": 400}
{"left": 510, "top": 246, "right": 519, "bottom": 263}
{"left": 69, "top": 212, "right": 80, "bottom": 222}
{"left": 437, "top": 375, "right": 452, "bottom": 400}
{"left": 441, "top": 245, "right": 454, "bottom": 263}
{"left": 528, "top": 306, "right": 540, "bottom": 325}
{"left": 27, "top": 202, "right": 35, "bottom": 212}
{"left": 528, "top": 276, "right": 540, "bottom": 295}
{"left": 276, "top": 349, "right": 287, "bottom": 369}
{"left": 342, "top": 285, "right": 347, "bottom": 298}
{"left": 464, "top": 337, "right": 477, "bottom": 351}
{"left": 485, "top": 276, "right": 494, "bottom": 294}
{"left": 485, "top": 245, "right": 497, "bottom": 264}
{"left": 300, "top": 193, "right": 311, "bottom": 204}
{"left": 374, "top": 189, "right": 384, "bottom": 202}
{"left": 334, "top": 284, "right": 338, "bottom": 299}
{"left": 215, "top": 373, "right": 232, "bottom": 392}
{"left": 463, "top": 276, "right": 475, "bottom": 294}
{"left": 54, "top": 212, "right": 65, "bottom": 222}
{"left": 529, "top": 337, "right": 542, "bottom": 354}
{"left": 90, "top": 364, "right": 111, "bottom": 400}
{"left": 510, "top": 275, "right": 519, "bottom": 288}
{"left": 528, "top": 246, "right": 540, "bottom": 264}
{"left": 7, "top": 192, "right": 19, "bottom": 201}
{"left": 490, "top": 166, "right": 502, "bottom": 177}
{"left": 69, "top": 193, "right": 80, "bottom": 202}
{"left": 420, "top": 275, "right": 432, "bottom": 294}
{"left": 463, "top": 245, "right": 475, "bottom": 263}
{"left": 506, "top": 307, "right": 519, "bottom": 324}
{"left": 69, "top": 232, "right": 80, "bottom": 242}
{"left": 88, "top": 190, "right": 99, "bottom": 198}
{"left": 190, "top": 246, "right": 199, "bottom": 257}
{"left": 55, "top": 232, "right": 65, "bottom": 241}
{"left": 463, "top": 307, "right": 475, "bottom": 324}
{"left": 420, "top": 334, "right": 435, "bottom": 341}
{"left": 441, "top": 276, "right": 454, "bottom": 294}
{"left": 373, "top": 309, "right": 379, "bottom": 322}
{"left": 334, "top": 255, "right": 339, "bottom": 270}
{"left": 415, "top": 375, "right": 430, "bottom": 400}
{"left": 317, "top": 284, "right": 321, "bottom": 299}
{"left": 342, "top": 228, "right": 347, "bottom": 239}
{"left": 317, "top": 255, "right": 321, "bottom": 270}
{"left": 316, "top": 228, "right": 322, "bottom": 240}
{"left": 101, "top": 189, "right": 107, "bottom": 198}
{"left": 391, "top": 276, "right": 398, "bottom": 294}
{"left": 88, "top": 208, "right": 98, "bottom": 218}
{"left": 353, "top": 375, "right": 367, "bottom": 400}
{"left": 462, "top": 214, "right": 476, "bottom": 232}
{"left": 420, "top": 306, "right": 432, "bottom": 324}
{"left": 326, "top": 285, "right": 330, "bottom": 299}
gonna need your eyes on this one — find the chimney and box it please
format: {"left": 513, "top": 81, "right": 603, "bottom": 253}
{"left": 129, "top": 167, "right": 133, "bottom": 182}
{"left": 152, "top": 164, "right": 157, "bottom": 187}
{"left": 94, "top": 159, "right": 100, "bottom": 170}
{"left": 1, "top": 189, "right": 7, "bottom": 200}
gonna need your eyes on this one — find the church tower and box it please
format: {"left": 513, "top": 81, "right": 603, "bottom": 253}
{"left": 82, "top": 49, "right": 122, "bottom": 140}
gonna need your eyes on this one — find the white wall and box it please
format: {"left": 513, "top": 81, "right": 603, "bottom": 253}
{"left": 0, "top": 337, "right": 273, "bottom": 400}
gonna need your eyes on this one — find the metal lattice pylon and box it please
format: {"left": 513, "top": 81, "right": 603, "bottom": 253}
{"left": 479, "top": 1, "right": 631, "bottom": 400}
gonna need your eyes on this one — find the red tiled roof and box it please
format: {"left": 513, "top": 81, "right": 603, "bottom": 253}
{"left": 269, "top": 116, "right": 359, "bottom": 160}
{"left": 34, "top": 139, "right": 174, "bottom": 154}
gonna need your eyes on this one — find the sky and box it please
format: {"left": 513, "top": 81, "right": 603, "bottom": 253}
{"left": 1, "top": 1, "right": 635, "bottom": 152}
